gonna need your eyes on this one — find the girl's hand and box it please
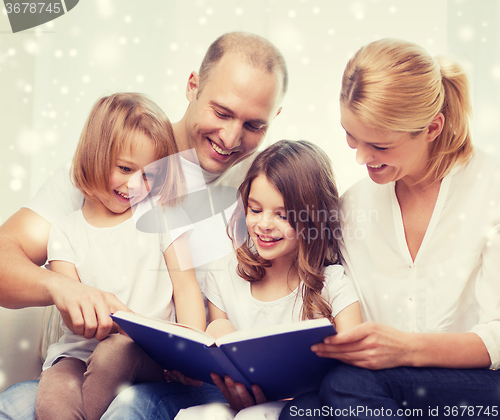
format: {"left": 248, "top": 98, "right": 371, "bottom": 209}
{"left": 311, "top": 322, "right": 413, "bottom": 370}
{"left": 164, "top": 370, "right": 203, "bottom": 387}
{"left": 210, "top": 373, "right": 267, "bottom": 411}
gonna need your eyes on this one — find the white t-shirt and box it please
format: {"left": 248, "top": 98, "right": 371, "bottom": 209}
{"left": 43, "top": 209, "right": 182, "bottom": 369}
{"left": 339, "top": 148, "right": 500, "bottom": 369}
{"left": 24, "top": 153, "right": 253, "bottom": 289}
{"left": 206, "top": 253, "right": 359, "bottom": 330}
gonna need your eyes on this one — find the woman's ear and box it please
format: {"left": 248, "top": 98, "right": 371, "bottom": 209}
{"left": 426, "top": 112, "right": 445, "bottom": 143}
{"left": 186, "top": 71, "right": 200, "bottom": 103}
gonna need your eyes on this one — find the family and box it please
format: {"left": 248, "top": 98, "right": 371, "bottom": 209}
{"left": 0, "top": 31, "right": 499, "bottom": 420}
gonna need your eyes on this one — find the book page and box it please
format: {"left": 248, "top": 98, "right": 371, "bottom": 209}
{"left": 215, "top": 317, "right": 333, "bottom": 346}
{"left": 112, "top": 311, "right": 215, "bottom": 346}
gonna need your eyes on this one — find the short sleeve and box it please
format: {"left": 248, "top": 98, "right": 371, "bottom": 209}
{"left": 47, "top": 220, "right": 76, "bottom": 265}
{"left": 24, "top": 162, "right": 84, "bottom": 225}
{"left": 205, "top": 264, "right": 226, "bottom": 313}
{"left": 157, "top": 205, "right": 194, "bottom": 253}
{"left": 323, "top": 264, "right": 359, "bottom": 318}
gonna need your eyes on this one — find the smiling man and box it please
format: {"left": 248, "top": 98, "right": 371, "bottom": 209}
{"left": 0, "top": 32, "right": 288, "bottom": 420}
{"left": 175, "top": 32, "right": 286, "bottom": 178}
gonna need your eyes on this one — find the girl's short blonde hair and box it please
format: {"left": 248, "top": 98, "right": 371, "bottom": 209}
{"left": 72, "top": 92, "right": 184, "bottom": 204}
{"left": 341, "top": 38, "right": 473, "bottom": 183}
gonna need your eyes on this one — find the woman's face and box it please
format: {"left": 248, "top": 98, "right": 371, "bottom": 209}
{"left": 340, "top": 105, "right": 436, "bottom": 186}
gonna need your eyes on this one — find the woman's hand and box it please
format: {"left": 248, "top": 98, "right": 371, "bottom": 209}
{"left": 311, "top": 321, "right": 414, "bottom": 370}
{"left": 210, "top": 373, "right": 267, "bottom": 411}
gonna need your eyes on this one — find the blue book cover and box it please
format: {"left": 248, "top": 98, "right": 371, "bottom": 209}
{"left": 111, "top": 311, "right": 338, "bottom": 401}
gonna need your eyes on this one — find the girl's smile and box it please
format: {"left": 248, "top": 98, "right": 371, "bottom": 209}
{"left": 246, "top": 174, "right": 298, "bottom": 264}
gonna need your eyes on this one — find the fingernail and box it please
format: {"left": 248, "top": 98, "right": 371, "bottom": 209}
{"left": 311, "top": 345, "right": 317, "bottom": 351}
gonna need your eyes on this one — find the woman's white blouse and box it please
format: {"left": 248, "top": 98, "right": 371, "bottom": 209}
{"left": 339, "top": 148, "right": 500, "bottom": 369}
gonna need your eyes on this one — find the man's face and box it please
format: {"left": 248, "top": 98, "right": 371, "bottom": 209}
{"left": 183, "top": 53, "right": 283, "bottom": 175}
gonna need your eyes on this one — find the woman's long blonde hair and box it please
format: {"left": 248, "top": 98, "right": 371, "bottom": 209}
{"left": 340, "top": 38, "right": 473, "bottom": 183}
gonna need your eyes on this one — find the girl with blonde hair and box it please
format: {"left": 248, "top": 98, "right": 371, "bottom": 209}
{"left": 35, "top": 93, "right": 205, "bottom": 420}
{"left": 280, "top": 38, "right": 500, "bottom": 419}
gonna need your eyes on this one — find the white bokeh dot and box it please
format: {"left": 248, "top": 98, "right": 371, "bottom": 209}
{"left": 206, "top": 8, "right": 213, "bottom": 15}
{"left": 199, "top": 17, "right": 207, "bottom": 25}
{"left": 24, "top": 40, "right": 40, "bottom": 55}
{"left": 82, "top": 75, "right": 90, "bottom": 83}
{"left": 288, "top": 10, "right": 296, "bottom": 18}
{"left": 24, "top": 84, "right": 32, "bottom": 93}
{"left": 459, "top": 25, "right": 474, "bottom": 41}
{"left": 235, "top": 7, "right": 243, "bottom": 15}
{"left": 19, "top": 339, "right": 30, "bottom": 350}
{"left": 10, "top": 179, "right": 23, "bottom": 191}
{"left": 136, "top": 75, "right": 144, "bottom": 83}
{"left": 60, "top": 86, "right": 69, "bottom": 95}
{"left": 133, "top": 37, "right": 140, "bottom": 45}
{"left": 119, "top": 37, "right": 127, "bottom": 45}
{"left": 491, "top": 65, "right": 500, "bottom": 80}
{"left": 170, "top": 43, "right": 178, "bottom": 52}
{"left": 7, "top": 48, "right": 16, "bottom": 56}
{"left": 313, "top": 7, "right": 320, "bottom": 14}
{"left": 124, "top": 15, "right": 132, "bottom": 23}
{"left": 69, "top": 49, "right": 78, "bottom": 57}
{"left": 389, "top": 6, "right": 397, "bottom": 13}
{"left": 54, "top": 49, "right": 63, "bottom": 58}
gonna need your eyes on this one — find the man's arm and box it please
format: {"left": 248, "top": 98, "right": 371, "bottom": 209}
{"left": 0, "top": 208, "right": 130, "bottom": 340}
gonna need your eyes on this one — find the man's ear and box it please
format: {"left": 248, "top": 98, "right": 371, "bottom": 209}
{"left": 186, "top": 71, "right": 200, "bottom": 103}
{"left": 426, "top": 112, "right": 444, "bottom": 143}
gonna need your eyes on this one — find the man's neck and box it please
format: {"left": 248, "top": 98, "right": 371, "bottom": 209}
{"left": 172, "top": 119, "right": 190, "bottom": 153}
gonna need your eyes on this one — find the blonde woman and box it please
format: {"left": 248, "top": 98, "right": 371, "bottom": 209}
{"left": 280, "top": 39, "right": 500, "bottom": 419}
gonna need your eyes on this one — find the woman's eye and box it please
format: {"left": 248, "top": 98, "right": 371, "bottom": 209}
{"left": 373, "top": 145, "right": 388, "bottom": 151}
{"left": 119, "top": 166, "right": 131, "bottom": 172}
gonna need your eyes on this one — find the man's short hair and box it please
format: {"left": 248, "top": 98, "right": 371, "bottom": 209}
{"left": 197, "top": 31, "right": 288, "bottom": 97}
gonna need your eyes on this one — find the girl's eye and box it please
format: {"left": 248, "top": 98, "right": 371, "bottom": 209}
{"left": 248, "top": 207, "right": 261, "bottom": 214}
{"left": 278, "top": 213, "right": 287, "bottom": 220}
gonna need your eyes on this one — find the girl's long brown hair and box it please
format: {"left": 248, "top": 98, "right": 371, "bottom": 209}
{"left": 228, "top": 140, "right": 341, "bottom": 323}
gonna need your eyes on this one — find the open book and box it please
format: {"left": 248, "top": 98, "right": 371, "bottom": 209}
{"left": 111, "top": 311, "right": 338, "bottom": 401}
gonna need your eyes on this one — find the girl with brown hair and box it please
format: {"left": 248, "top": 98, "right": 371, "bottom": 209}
{"left": 176, "top": 140, "right": 361, "bottom": 420}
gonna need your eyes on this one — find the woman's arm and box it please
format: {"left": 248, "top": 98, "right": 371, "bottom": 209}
{"left": 312, "top": 322, "right": 491, "bottom": 370}
{"left": 164, "top": 233, "right": 206, "bottom": 331}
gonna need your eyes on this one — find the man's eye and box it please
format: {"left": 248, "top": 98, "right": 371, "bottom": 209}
{"left": 245, "top": 123, "right": 264, "bottom": 132}
{"left": 215, "top": 110, "right": 228, "bottom": 118}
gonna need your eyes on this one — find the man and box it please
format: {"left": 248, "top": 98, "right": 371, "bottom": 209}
{"left": 0, "top": 32, "right": 287, "bottom": 419}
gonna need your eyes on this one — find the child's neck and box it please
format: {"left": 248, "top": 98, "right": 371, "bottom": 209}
{"left": 251, "top": 256, "right": 299, "bottom": 302}
{"left": 82, "top": 198, "right": 132, "bottom": 228}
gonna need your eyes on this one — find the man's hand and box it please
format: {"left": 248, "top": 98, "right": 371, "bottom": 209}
{"left": 48, "top": 276, "right": 131, "bottom": 341}
{"left": 210, "top": 373, "right": 267, "bottom": 411}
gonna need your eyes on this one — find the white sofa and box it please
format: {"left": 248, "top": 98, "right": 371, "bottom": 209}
{"left": 0, "top": 306, "right": 60, "bottom": 393}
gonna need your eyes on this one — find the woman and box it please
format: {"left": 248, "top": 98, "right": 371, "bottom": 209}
{"left": 280, "top": 38, "right": 500, "bottom": 419}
